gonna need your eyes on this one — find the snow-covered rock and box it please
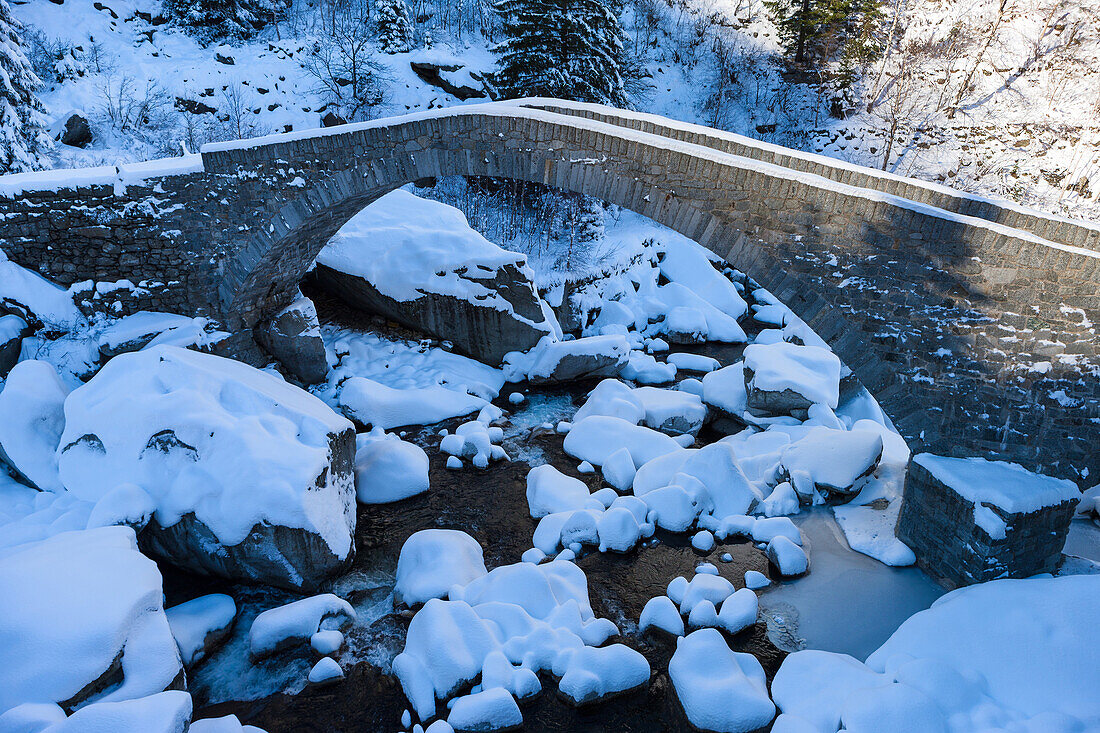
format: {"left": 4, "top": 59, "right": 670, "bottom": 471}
{"left": 525, "top": 465, "right": 592, "bottom": 518}
{"left": 0, "top": 359, "right": 68, "bottom": 491}
{"left": 596, "top": 506, "right": 643, "bottom": 553}
{"left": 503, "top": 334, "right": 629, "bottom": 384}
{"left": 354, "top": 428, "right": 430, "bottom": 503}
{"left": 669, "top": 629, "right": 775, "bottom": 732}
{"left": 619, "top": 350, "right": 677, "bottom": 384}
{"left": 744, "top": 570, "right": 770, "bottom": 590}
{"left": 446, "top": 688, "right": 523, "bottom": 731}
{"left": 639, "top": 595, "right": 685, "bottom": 637}
{"left": 248, "top": 594, "right": 356, "bottom": 660}
{"left": 307, "top": 657, "right": 345, "bottom": 687}
{"left": 555, "top": 644, "right": 650, "bottom": 705}
{"left": 762, "top": 482, "right": 801, "bottom": 516}
{"left": 573, "top": 379, "right": 645, "bottom": 424}
{"left": 96, "top": 311, "right": 224, "bottom": 360}
{"left": 634, "top": 386, "right": 708, "bottom": 436}
{"left": 22, "top": 691, "right": 194, "bottom": 733}
{"left": 310, "top": 629, "right": 344, "bottom": 656}
{"left": 752, "top": 517, "right": 803, "bottom": 545}
{"left": 395, "top": 530, "right": 488, "bottom": 608}
{"left": 768, "top": 536, "right": 809, "bottom": 577}
{"left": 601, "top": 447, "right": 637, "bottom": 491}
{"left": 701, "top": 361, "right": 748, "bottom": 422}
{"left": 0, "top": 313, "right": 24, "bottom": 377}
{"left": 743, "top": 342, "right": 841, "bottom": 414}
{"left": 254, "top": 295, "right": 328, "bottom": 384}
{"left": 165, "top": 594, "right": 237, "bottom": 668}
{"left": 780, "top": 428, "right": 883, "bottom": 500}
{"left": 0, "top": 250, "right": 83, "bottom": 331}
{"left": 441, "top": 419, "right": 507, "bottom": 469}
{"left": 0, "top": 527, "right": 183, "bottom": 715}
{"left": 340, "top": 377, "right": 488, "bottom": 430}
{"left": 189, "top": 714, "right": 269, "bottom": 733}
{"left": 679, "top": 573, "right": 735, "bottom": 615}
{"left": 57, "top": 346, "right": 357, "bottom": 592}
{"left": 563, "top": 415, "right": 681, "bottom": 468}
{"left": 315, "top": 190, "right": 559, "bottom": 365}
{"left": 643, "top": 485, "right": 701, "bottom": 532}
{"left": 633, "top": 442, "right": 762, "bottom": 518}
{"left": 665, "top": 352, "right": 720, "bottom": 373}
{"left": 717, "top": 588, "right": 758, "bottom": 635}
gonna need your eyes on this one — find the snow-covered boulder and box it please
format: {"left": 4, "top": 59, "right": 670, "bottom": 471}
{"left": 354, "top": 428, "right": 430, "bottom": 503}
{"left": 780, "top": 428, "right": 883, "bottom": 501}
{"left": 503, "top": 334, "right": 630, "bottom": 384}
{"left": 95, "top": 311, "right": 225, "bottom": 360}
{"left": 0, "top": 527, "right": 183, "bottom": 716}
{"left": 562, "top": 415, "right": 682, "bottom": 468}
{"left": 254, "top": 295, "right": 329, "bottom": 384}
{"left": 639, "top": 595, "right": 685, "bottom": 637}
{"left": 573, "top": 379, "right": 645, "bottom": 424}
{"left": 554, "top": 644, "right": 650, "bottom": 705}
{"left": 307, "top": 657, "right": 345, "bottom": 687}
{"left": 768, "top": 536, "right": 809, "bottom": 577}
{"left": 165, "top": 594, "right": 237, "bottom": 668}
{"left": 56, "top": 346, "right": 357, "bottom": 592}
{"left": 634, "top": 386, "right": 708, "bottom": 436}
{"left": 743, "top": 342, "right": 841, "bottom": 415}
{"left": 189, "top": 713, "right": 270, "bottom": 733}
{"left": 526, "top": 465, "right": 593, "bottom": 518}
{"left": 0, "top": 250, "right": 83, "bottom": 331}
{"left": 248, "top": 594, "right": 355, "bottom": 660}
{"left": 395, "top": 529, "right": 488, "bottom": 608}
{"left": 440, "top": 418, "right": 507, "bottom": 469}
{"left": 446, "top": 688, "right": 522, "bottom": 731}
{"left": 15, "top": 691, "right": 194, "bottom": 733}
{"left": 339, "top": 377, "right": 488, "bottom": 429}
{"left": 669, "top": 629, "right": 775, "bottom": 732}
{"left": 701, "top": 362, "right": 748, "bottom": 420}
{"left": 0, "top": 359, "right": 69, "bottom": 491}
{"left": 314, "top": 190, "right": 559, "bottom": 365}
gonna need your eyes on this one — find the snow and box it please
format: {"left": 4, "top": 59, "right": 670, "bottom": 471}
{"left": 322, "top": 327, "right": 504, "bottom": 404}
{"left": 601, "top": 447, "right": 637, "bottom": 491}
{"left": 768, "top": 536, "right": 809, "bottom": 577}
{"left": 743, "top": 342, "right": 842, "bottom": 410}
{"left": 57, "top": 346, "right": 356, "bottom": 559}
{"left": 632, "top": 442, "right": 762, "bottom": 519}
{"left": 669, "top": 629, "right": 776, "bottom": 733}
{"left": 780, "top": 428, "right": 883, "bottom": 497}
{"left": 0, "top": 359, "right": 69, "bottom": 491}
{"left": 0, "top": 476, "right": 92, "bottom": 552}
{"left": 913, "top": 453, "right": 1081, "bottom": 514}
{"left": 310, "top": 630, "right": 344, "bottom": 656}
{"left": 701, "top": 362, "right": 748, "bottom": 417}
{"left": 633, "top": 386, "right": 708, "bottom": 436}
{"left": 0, "top": 526, "right": 182, "bottom": 715}
{"left": 165, "top": 594, "right": 237, "bottom": 667}
{"left": 441, "top": 419, "right": 507, "bottom": 469}
{"left": 745, "top": 571, "right": 770, "bottom": 590}
{"left": 562, "top": 415, "right": 682, "bottom": 468}
{"left": 317, "top": 191, "right": 548, "bottom": 327}
{"left": 596, "top": 507, "right": 643, "bottom": 553}
{"left": 0, "top": 250, "right": 84, "bottom": 330}
{"left": 554, "top": 644, "right": 651, "bottom": 704}
{"left": 446, "top": 688, "right": 522, "bottom": 731}
{"left": 679, "top": 573, "right": 736, "bottom": 615}
{"left": 31, "top": 691, "right": 194, "bottom": 733}
{"left": 654, "top": 238, "right": 748, "bottom": 323}
{"left": 508, "top": 392, "right": 525, "bottom": 405}
{"left": 248, "top": 594, "right": 356, "bottom": 660}
{"left": 525, "top": 465, "right": 593, "bottom": 518}
{"left": 395, "top": 530, "right": 488, "bottom": 607}
{"left": 639, "top": 595, "right": 685, "bottom": 637}
{"left": 762, "top": 482, "right": 800, "bottom": 517}
{"left": 643, "top": 485, "right": 700, "bottom": 532}
{"left": 573, "top": 379, "right": 645, "bottom": 425}
{"left": 772, "top": 575, "right": 1100, "bottom": 732}
{"left": 619, "top": 350, "right": 677, "bottom": 384}
{"left": 502, "top": 334, "right": 630, "bottom": 383}
{"left": 339, "top": 377, "right": 489, "bottom": 430}
{"left": 687, "top": 600, "right": 719, "bottom": 630}
{"left": 307, "top": 657, "right": 344, "bottom": 685}
{"left": 691, "top": 530, "right": 715, "bottom": 551}
{"left": 717, "top": 588, "right": 759, "bottom": 635}
{"left": 752, "top": 517, "right": 803, "bottom": 546}
{"left": 353, "top": 429, "right": 429, "bottom": 505}
{"left": 665, "top": 352, "right": 720, "bottom": 373}
{"left": 189, "top": 714, "right": 268, "bottom": 733}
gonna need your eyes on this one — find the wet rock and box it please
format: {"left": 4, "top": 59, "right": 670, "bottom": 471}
{"left": 321, "top": 111, "right": 346, "bottom": 127}
{"left": 254, "top": 295, "right": 328, "bottom": 385}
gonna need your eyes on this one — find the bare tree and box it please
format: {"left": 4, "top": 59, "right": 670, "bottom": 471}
{"left": 303, "top": 0, "right": 387, "bottom": 122}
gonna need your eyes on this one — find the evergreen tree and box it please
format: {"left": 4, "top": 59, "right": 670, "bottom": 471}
{"left": 0, "top": 0, "right": 50, "bottom": 174}
{"left": 165, "top": 0, "right": 288, "bottom": 44}
{"left": 766, "top": 0, "right": 883, "bottom": 69}
{"left": 375, "top": 0, "right": 415, "bottom": 54}
{"left": 492, "top": 0, "right": 628, "bottom": 106}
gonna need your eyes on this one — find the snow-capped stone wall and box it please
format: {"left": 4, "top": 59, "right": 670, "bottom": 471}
{"left": 0, "top": 101, "right": 1096, "bottom": 482}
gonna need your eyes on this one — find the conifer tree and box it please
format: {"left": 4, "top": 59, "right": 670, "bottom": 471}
{"left": 165, "top": 0, "right": 287, "bottom": 44}
{"left": 0, "top": 0, "right": 50, "bottom": 173}
{"left": 766, "top": 0, "right": 883, "bottom": 69}
{"left": 375, "top": 0, "right": 415, "bottom": 54}
{"left": 492, "top": 0, "right": 628, "bottom": 106}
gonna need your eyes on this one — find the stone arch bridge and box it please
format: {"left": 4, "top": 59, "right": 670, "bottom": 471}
{"left": 1, "top": 99, "right": 1097, "bottom": 483}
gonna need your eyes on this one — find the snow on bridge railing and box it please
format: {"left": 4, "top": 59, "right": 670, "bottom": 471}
{"left": 0, "top": 154, "right": 203, "bottom": 199}
{"left": 512, "top": 98, "right": 1100, "bottom": 250}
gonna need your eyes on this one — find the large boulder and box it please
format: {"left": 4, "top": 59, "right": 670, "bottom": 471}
{"left": 56, "top": 345, "right": 357, "bottom": 592}
{"left": 0, "top": 526, "right": 184, "bottom": 716}
{"left": 502, "top": 335, "right": 630, "bottom": 384}
{"left": 743, "top": 342, "right": 841, "bottom": 416}
{"left": 314, "top": 190, "right": 559, "bottom": 365}
{"left": 254, "top": 295, "right": 329, "bottom": 384}
{"left": 0, "top": 314, "right": 25, "bottom": 377}
{"left": 0, "top": 359, "right": 69, "bottom": 492}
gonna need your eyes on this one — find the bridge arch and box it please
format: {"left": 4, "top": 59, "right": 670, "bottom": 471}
{"left": 0, "top": 102, "right": 1097, "bottom": 481}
